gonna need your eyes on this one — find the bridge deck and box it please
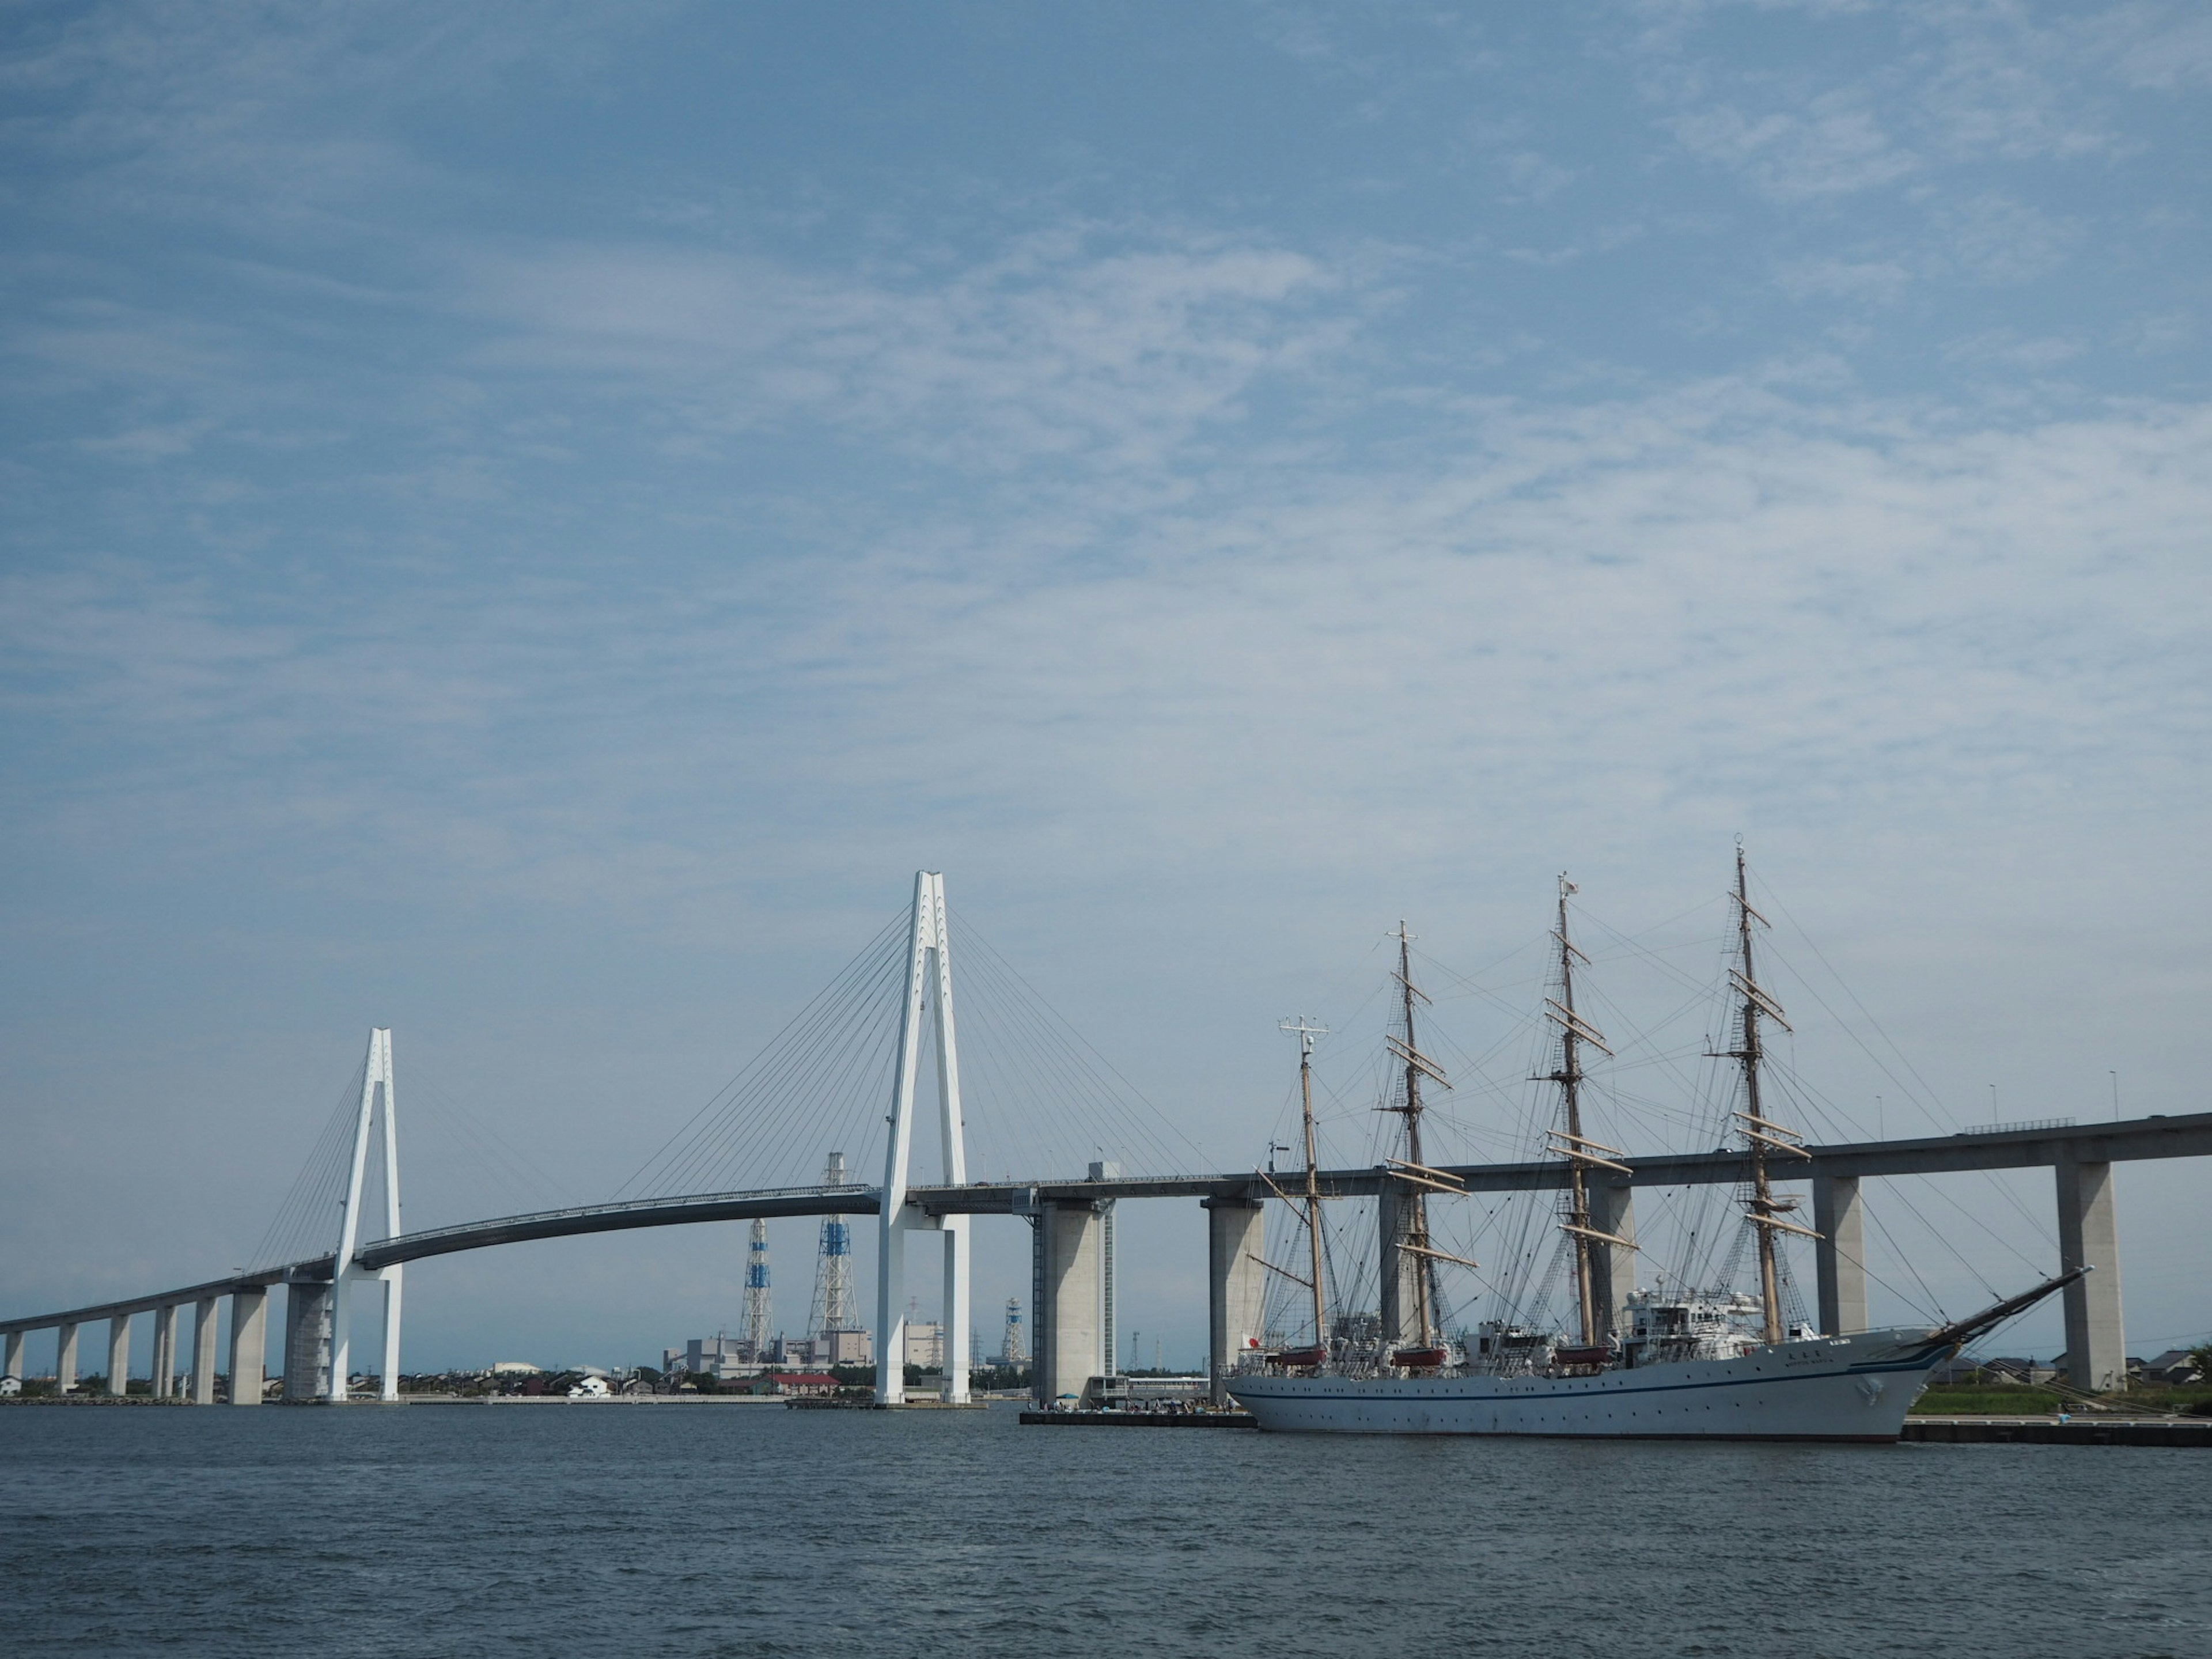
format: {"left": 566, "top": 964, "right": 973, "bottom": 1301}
{"left": 6, "top": 1113, "right": 2206, "bottom": 1336}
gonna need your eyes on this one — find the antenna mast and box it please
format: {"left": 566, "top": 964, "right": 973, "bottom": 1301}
{"left": 1725, "top": 843, "right": 1816, "bottom": 1344}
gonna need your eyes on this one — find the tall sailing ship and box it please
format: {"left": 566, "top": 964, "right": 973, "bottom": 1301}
{"left": 1229, "top": 849, "right": 2076, "bottom": 1441}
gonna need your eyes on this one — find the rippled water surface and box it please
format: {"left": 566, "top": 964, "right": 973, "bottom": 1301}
{"left": 2, "top": 1403, "right": 2207, "bottom": 1657}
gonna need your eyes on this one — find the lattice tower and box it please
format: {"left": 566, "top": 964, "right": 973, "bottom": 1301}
{"left": 741, "top": 1218, "right": 772, "bottom": 1358}
{"left": 1000, "top": 1298, "right": 1026, "bottom": 1366}
{"left": 808, "top": 1151, "right": 858, "bottom": 1339}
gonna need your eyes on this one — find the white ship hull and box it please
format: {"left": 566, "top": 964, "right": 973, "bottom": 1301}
{"left": 1229, "top": 1328, "right": 1946, "bottom": 1441}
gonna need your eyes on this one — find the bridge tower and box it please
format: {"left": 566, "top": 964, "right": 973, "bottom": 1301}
{"left": 741, "top": 1219, "right": 772, "bottom": 1361}
{"left": 309, "top": 1027, "right": 404, "bottom": 1403}
{"left": 876, "top": 871, "right": 971, "bottom": 1405}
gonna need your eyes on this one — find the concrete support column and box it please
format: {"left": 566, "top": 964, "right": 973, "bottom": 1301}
{"left": 2056, "top": 1157, "right": 2126, "bottom": 1393}
{"left": 1031, "top": 1202, "right": 1102, "bottom": 1405}
{"left": 1203, "top": 1196, "right": 1266, "bottom": 1404}
{"left": 1587, "top": 1181, "right": 1638, "bottom": 1343}
{"left": 939, "top": 1219, "right": 970, "bottom": 1405}
{"left": 377, "top": 1270, "right": 403, "bottom": 1404}
{"left": 228, "top": 1288, "right": 267, "bottom": 1407}
{"left": 190, "top": 1298, "right": 220, "bottom": 1406}
{"left": 1812, "top": 1174, "right": 1869, "bottom": 1336}
{"left": 56, "top": 1322, "right": 79, "bottom": 1393}
{"left": 4, "top": 1331, "right": 24, "bottom": 1384}
{"left": 284, "top": 1280, "right": 334, "bottom": 1404}
{"left": 152, "top": 1304, "right": 179, "bottom": 1399}
{"left": 105, "top": 1315, "right": 132, "bottom": 1396}
{"left": 1377, "top": 1182, "right": 1422, "bottom": 1345}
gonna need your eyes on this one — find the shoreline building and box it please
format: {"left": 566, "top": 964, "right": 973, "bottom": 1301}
{"left": 903, "top": 1321, "right": 945, "bottom": 1370}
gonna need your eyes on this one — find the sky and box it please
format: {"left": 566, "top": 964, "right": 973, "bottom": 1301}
{"left": 2, "top": 0, "right": 2207, "bottom": 1375}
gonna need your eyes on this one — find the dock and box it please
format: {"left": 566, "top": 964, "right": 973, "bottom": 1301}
{"left": 1903, "top": 1416, "right": 2210, "bottom": 1446}
{"left": 1020, "top": 1410, "right": 1256, "bottom": 1429}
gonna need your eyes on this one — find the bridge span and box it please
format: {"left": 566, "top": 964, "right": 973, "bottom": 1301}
{"left": 7, "top": 1110, "right": 2206, "bottom": 1407}
{"left": 6, "top": 874, "right": 2207, "bottom": 1409}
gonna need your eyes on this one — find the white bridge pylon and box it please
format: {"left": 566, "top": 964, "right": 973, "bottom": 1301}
{"left": 876, "top": 870, "right": 969, "bottom": 1404}
{"left": 330, "top": 1026, "right": 403, "bottom": 1402}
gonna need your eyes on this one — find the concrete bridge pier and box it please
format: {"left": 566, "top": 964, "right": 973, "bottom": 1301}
{"left": 4, "top": 1330, "right": 22, "bottom": 1387}
{"left": 2057, "top": 1156, "right": 2126, "bottom": 1392}
{"left": 1377, "top": 1183, "right": 1423, "bottom": 1346}
{"left": 190, "top": 1297, "right": 219, "bottom": 1406}
{"left": 1202, "top": 1195, "right": 1265, "bottom": 1404}
{"left": 105, "top": 1315, "right": 131, "bottom": 1396}
{"left": 56, "top": 1321, "right": 78, "bottom": 1393}
{"left": 1588, "top": 1180, "right": 1638, "bottom": 1343}
{"left": 1812, "top": 1175, "right": 1868, "bottom": 1335}
{"left": 229, "top": 1288, "right": 266, "bottom": 1406}
{"left": 152, "top": 1304, "right": 179, "bottom": 1399}
{"left": 1030, "top": 1200, "right": 1103, "bottom": 1405}
{"left": 285, "top": 1280, "right": 333, "bottom": 1403}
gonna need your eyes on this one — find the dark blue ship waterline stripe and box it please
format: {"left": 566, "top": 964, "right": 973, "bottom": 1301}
{"left": 1232, "top": 1355, "right": 1940, "bottom": 1409}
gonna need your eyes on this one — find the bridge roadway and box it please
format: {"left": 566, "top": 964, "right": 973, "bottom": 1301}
{"left": 4, "top": 1112, "right": 2205, "bottom": 1401}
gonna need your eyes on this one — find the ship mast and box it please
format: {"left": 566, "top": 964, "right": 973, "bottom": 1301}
{"left": 1387, "top": 923, "right": 1444, "bottom": 1347}
{"left": 1291, "top": 1017, "right": 1329, "bottom": 1347}
{"left": 1542, "top": 876, "right": 1627, "bottom": 1349}
{"left": 1724, "top": 842, "right": 1816, "bottom": 1345}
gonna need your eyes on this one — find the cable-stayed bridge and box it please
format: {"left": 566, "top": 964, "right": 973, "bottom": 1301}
{"left": 6, "top": 872, "right": 2209, "bottom": 1408}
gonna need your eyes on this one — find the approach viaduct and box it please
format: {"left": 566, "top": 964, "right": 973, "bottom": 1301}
{"left": 7, "top": 1111, "right": 2206, "bottom": 1407}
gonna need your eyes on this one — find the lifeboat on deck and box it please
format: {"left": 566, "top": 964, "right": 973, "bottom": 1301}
{"left": 1552, "top": 1344, "right": 1609, "bottom": 1369}
{"left": 1270, "top": 1345, "right": 1329, "bottom": 1370}
{"left": 1392, "top": 1346, "right": 1449, "bottom": 1370}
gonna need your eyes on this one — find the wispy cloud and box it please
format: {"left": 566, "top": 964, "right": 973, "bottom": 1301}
{"left": 1670, "top": 97, "right": 1916, "bottom": 199}
{"left": 465, "top": 231, "right": 1352, "bottom": 471}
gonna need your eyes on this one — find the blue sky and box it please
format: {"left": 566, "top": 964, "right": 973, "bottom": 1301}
{"left": 3, "top": 1, "right": 2207, "bottom": 1371}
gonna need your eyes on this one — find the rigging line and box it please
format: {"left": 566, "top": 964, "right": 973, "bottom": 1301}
{"left": 955, "top": 945, "right": 1129, "bottom": 1178}
{"left": 968, "top": 974, "right": 1146, "bottom": 1183}
{"left": 404, "top": 1063, "right": 578, "bottom": 1211}
{"left": 611, "top": 909, "right": 908, "bottom": 1199}
{"left": 1753, "top": 878, "right": 1959, "bottom": 1130}
{"left": 1412, "top": 933, "right": 1551, "bottom": 1006}
{"left": 249, "top": 1059, "right": 369, "bottom": 1269}
{"left": 409, "top": 1103, "right": 565, "bottom": 1219}
{"left": 621, "top": 964, "right": 892, "bottom": 1200}
{"left": 1768, "top": 1062, "right": 2059, "bottom": 1253}
{"left": 959, "top": 940, "right": 1192, "bottom": 1180}
{"left": 700, "top": 963, "right": 902, "bottom": 1195}
{"left": 986, "top": 974, "right": 1182, "bottom": 1176}
{"left": 642, "top": 927, "right": 904, "bottom": 1191}
{"left": 961, "top": 1024, "right": 1054, "bottom": 1183}
{"left": 1304, "top": 932, "right": 1392, "bottom": 1036}
{"left": 647, "top": 927, "right": 908, "bottom": 1195}
{"left": 1857, "top": 1189, "right": 1951, "bottom": 1320}
{"left": 691, "top": 920, "right": 912, "bottom": 1186}
{"left": 731, "top": 933, "right": 911, "bottom": 1180}
{"left": 946, "top": 931, "right": 1108, "bottom": 1177}
{"left": 1576, "top": 912, "right": 1720, "bottom": 998}
{"left": 260, "top": 1060, "right": 370, "bottom": 1259}
{"left": 948, "top": 907, "right": 1211, "bottom": 1173}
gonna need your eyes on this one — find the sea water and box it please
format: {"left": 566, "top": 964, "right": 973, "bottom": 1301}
{"left": 2, "top": 1403, "right": 2206, "bottom": 1657}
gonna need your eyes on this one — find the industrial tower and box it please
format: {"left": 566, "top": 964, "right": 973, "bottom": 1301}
{"left": 741, "top": 1218, "right": 771, "bottom": 1359}
{"left": 999, "top": 1298, "right": 1025, "bottom": 1368}
{"left": 808, "top": 1151, "right": 858, "bottom": 1346}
